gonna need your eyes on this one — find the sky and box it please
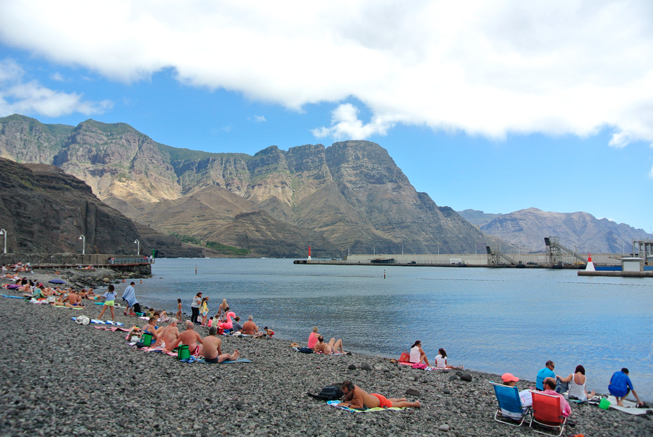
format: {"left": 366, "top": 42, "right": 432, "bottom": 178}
{"left": 0, "top": 0, "right": 651, "bottom": 231}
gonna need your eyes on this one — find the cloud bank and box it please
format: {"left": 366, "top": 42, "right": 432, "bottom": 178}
{"left": 1, "top": 1, "right": 652, "bottom": 145}
{"left": 0, "top": 59, "right": 112, "bottom": 117}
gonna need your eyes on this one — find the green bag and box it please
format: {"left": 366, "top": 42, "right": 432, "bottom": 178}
{"left": 177, "top": 344, "right": 190, "bottom": 360}
{"left": 141, "top": 332, "right": 153, "bottom": 346}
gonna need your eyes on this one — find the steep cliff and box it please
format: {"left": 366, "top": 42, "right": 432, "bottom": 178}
{"left": 0, "top": 158, "right": 205, "bottom": 257}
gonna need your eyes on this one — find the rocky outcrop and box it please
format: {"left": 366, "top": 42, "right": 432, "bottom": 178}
{"left": 0, "top": 158, "right": 205, "bottom": 257}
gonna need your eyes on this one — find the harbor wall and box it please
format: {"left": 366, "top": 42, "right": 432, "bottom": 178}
{"left": 307, "top": 253, "right": 623, "bottom": 267}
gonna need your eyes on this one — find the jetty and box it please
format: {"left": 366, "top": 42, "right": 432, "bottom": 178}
{"left": 0, "top": 253, "right": 153, "bottom": 276}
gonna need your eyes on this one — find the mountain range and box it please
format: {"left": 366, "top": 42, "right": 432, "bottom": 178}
{"left": 0, "top": 114, "right": 489, "bottom": 257}
{"left": 458, "top": 208, "right": 652, "bottom": 253}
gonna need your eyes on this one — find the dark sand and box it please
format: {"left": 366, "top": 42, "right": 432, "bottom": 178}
{"left": 1, "top": 278, "right": 652, "bottom": 436}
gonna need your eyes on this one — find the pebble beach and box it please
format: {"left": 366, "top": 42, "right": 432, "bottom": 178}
{"left": 2, "top": 273, "right": 652, "bottom": 436}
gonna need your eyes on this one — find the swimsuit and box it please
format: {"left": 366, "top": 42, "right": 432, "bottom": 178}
{"left": 370, "top": 393, "right": 392, "bottom": 408}
{"left": 192, "top": 345, "right": 201, "bottom": 356}
{"left": 205, "top": 357, "right": 219, "bottom": 363}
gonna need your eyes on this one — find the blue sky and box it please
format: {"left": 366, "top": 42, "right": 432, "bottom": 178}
{"left": 0, "top": 1, "right": 651, "bottom": 231}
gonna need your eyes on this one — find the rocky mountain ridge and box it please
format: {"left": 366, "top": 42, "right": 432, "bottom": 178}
{"left": 458, "top": 208, "right": 652, "bottom": 253}
{"left": 1, "top": 114, "right": 489, "bottom": 255}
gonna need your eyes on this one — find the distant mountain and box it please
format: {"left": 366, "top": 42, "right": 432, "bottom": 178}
{"left": 458, "top": 207, "right": 652, "bottom": 253}
{"left": 457, "top": 209, "right": 500, "bottom": 228}
{"left": 1, "top": 114, "right": 491, "bottom": 255}
{"left": 0, "top": 158, "right": 207, "bottom": 257}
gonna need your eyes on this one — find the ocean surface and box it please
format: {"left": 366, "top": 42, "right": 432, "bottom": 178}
{"left": 135, "top": 258, "right": 653, "bottom": 399}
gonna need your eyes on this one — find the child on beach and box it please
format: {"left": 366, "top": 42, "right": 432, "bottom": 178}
{"left": 200, "top": 297, "right": 209, "bottom": 326}
{"left": 263, "top": 327, "right": 274, "bottom": 339}
{"left": 98, "top": 285, "right": 116, "bottom": 322}
{"left": 207, "top": 317, "right": 213, "bottom": 328}
{"left": 176, "top": 298, "right": 182, "bottom": 321}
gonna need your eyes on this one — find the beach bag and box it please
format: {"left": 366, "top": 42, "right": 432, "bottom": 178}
{"left": 399, "top": 351, "right": 410, "bottom": 362}
{"left": 141, "top": 332, "right": 153, "bottom": 346}
{"left": 177, "top": 345, "right": 190, "bottom": 360}
{"left": 308, "top": 385, "right": 344, "bottom": 401}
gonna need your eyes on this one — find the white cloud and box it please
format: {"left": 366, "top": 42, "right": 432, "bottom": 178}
{"left": 253, "top": 115, "right": 266, "bottom": 122}
{"left": 311, "top": 103, "right": 395, "bottom": 140}
{"left": 1, "top": 1, "right": 653, "bottom": 146}
{"left": 0, "top": 58, "right": 112, "bottom": 117}
{"left": 50, "top": 72, "right": 64, "bottom": 81}
{"left": 649, "top": 165, "right": 653, "bottom": 179}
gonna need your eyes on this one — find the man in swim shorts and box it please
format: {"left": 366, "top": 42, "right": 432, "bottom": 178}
{"left": 166, "top": 321, "right": 204, "bottom": 356}
{"left": 64, "top": 291, "right": 84, "bottom": 308}
{"left": 314, "top": 335, "right": 344, "bottom": 355}
{"left": 609, "top": 368, "right": 644, "bottom": 407}
{"left": 203, "top": 327, "right": 240, "bottom": 363}
{"left": 338, "top": 381, "right": 420, "bottom": 409}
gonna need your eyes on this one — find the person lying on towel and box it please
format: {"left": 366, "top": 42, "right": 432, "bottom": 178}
{"left": 338, "top": 381, "right": 420, "bottom": 409}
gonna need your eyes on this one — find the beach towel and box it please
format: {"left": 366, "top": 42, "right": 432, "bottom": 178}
{"left": 2, "top": 294, "right": 24, "bottom": 298}
{"left": 211, "top": 358, "right": 251, "bottom": 364}
{"left": 605, "top": 396, "right": 651, "bottom": 415}
{"left": 326, "top": 400, "right": 406, "bottom": 413}
{"left": 121, "top": 285, "right": 136, "bottom": 308}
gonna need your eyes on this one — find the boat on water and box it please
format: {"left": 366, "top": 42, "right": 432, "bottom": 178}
{"left": 370, "top": 258, "right": 395, "bottom": 264}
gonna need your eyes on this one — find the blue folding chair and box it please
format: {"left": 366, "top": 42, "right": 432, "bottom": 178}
{"left": 490, "top": 381, "right": 531, "bottom": 426}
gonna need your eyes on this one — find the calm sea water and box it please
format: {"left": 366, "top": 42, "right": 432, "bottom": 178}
{"left": 135, "top": 258, "right": 653, "bottom": 399}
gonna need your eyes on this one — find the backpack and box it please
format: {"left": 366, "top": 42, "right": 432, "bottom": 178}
{"left": 307, "top": 385, "right": 344, "bottom": 401}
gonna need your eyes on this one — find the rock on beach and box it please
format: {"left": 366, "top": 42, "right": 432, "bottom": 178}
{"left": 1, "top": 281, "right": 652, "bottom": 436}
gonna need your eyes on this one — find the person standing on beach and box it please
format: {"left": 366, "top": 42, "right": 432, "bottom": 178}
{"left": 191, "top": 292, "right": 202, "bottom": 324}
{"left": 609, "top": 368, "right": 644, "bottom": 407}
{"left": 338, "top": 381, "right": 420, "bottom": 409}
{"left": 200, "top": 297, "right": 209, "bottom": 326}
{"left": 98, "top": 284, "right": 116, "bottom": 322}
{"left": 122, "top": 282, "right": 139, "bottom": 316}
{"left": 536, "top": 360, "right": 556, "bottom": 390}
{"left": 175, "top": 298, "right": 182, "bottom": 320}
{"left": 203, "top": 327, "right": 239, "bottom": 363}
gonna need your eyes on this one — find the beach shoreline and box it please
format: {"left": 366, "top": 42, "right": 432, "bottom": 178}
{"left": 2, "top": 273, "right": 652, "bottom": 436}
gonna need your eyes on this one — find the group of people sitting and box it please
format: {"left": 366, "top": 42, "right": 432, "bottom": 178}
{"left": 408, "top": 340, "right": 463, "bottom": 370}
{"left": 497, "top": 359, "right": 645, "bottom": 421}
{"left": 2, "top": 262, "right": 31, "bottom": 274}
{"left": 307, "top": 327, "right": 345, "bottom": 354}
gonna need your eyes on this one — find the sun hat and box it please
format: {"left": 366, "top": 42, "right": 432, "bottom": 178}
{"left": 501, "top": 373, "right": 519, "bottom": 383}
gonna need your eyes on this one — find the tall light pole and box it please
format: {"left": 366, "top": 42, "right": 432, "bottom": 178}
{"left": 79, "top": 235, "right": 85, "bottom": 255}
{"left": 134, "top": 239, "right": 140, "bottom": 255}
{"left": 0, "top": 229, "right": 6, "bottom": 254}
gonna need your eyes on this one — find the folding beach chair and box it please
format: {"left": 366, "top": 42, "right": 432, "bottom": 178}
{"left": 530, "top": 391, "right": 568, "bottom": 436}
{"left": 489, "top": 382, "right": 530, "bottom": 426}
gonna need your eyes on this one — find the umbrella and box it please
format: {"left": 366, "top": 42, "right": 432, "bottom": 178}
{"left": 49, "top": 279, "right": 66, "bottom": 284}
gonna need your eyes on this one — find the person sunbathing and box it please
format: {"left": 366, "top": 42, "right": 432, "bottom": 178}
{"left": 338, "top": 381, "right": 420, "bottom": 409}
{"left": 203, "top": 327, "right": 240, "bottom": 363}
{"left": 242, "top": 315, "right": 263, "bottom": 336}
{"left": 62, "top": 291, "right": 84, "bottom": 308}
{"left": 409, "top": 340, "right": 430, "bottom": 366}
{"left": 314, "top": 335, "right": 344, "bottom": 355}
{"left": 157, "top": 319, "right": 180, "bottom": 348}
{"left": 142, "top": 317, "right": 164, "bottom": 345}
{"left": 434, "top": 348, "right": 463, "bottom": 370}
{"left": 165, "top": 321, "right": 204, "bottom": 356}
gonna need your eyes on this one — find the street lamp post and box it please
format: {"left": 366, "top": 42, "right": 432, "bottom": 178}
{"left": 0, "top": 229, "right": 6, "bottom": 254}
{"left": 79, "top": 235, "right": 85, "bottom": 255}
{"left": 134, "top": 239, "right": 140, "bottom": 255}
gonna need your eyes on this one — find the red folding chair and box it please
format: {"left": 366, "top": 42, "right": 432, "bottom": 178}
{"left": 530, "top": 391, "right": 568, "bottom": 436}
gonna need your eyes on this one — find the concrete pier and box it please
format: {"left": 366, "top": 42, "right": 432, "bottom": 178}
{"left": 294, "top": 252, "right": 623, "bottom": 268}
